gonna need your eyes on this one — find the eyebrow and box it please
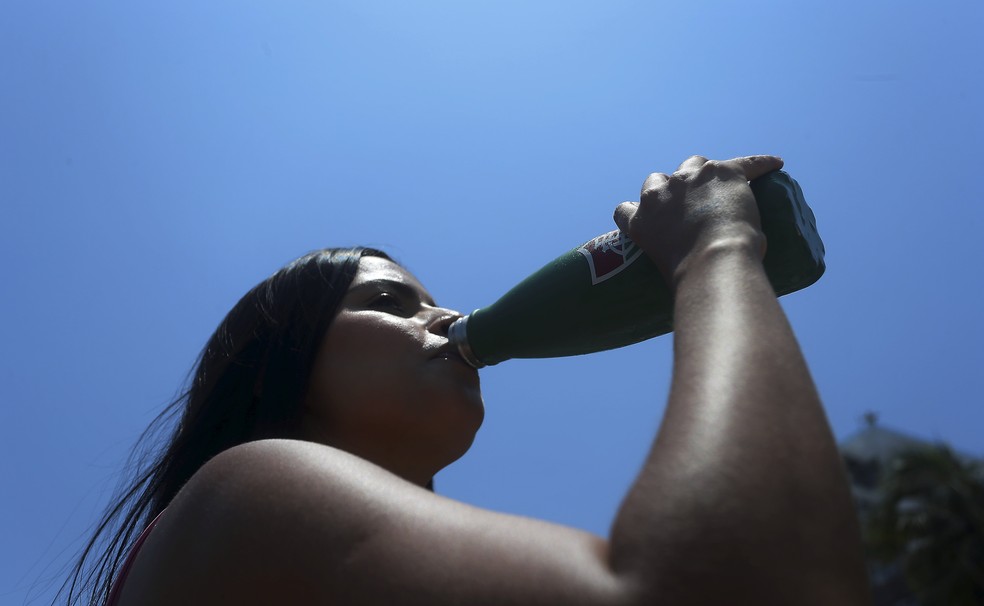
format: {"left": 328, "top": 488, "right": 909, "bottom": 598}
{"left": 349, "top": 279, "right": 437, "bottom": 307}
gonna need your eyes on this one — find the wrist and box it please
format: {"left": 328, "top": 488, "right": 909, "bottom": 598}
{"left": 672, "top": 231, "right": 766, "bottom": 292}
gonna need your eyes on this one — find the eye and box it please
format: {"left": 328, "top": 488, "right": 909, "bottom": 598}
{"left": 368, "top": 292, "right": 406, "bottom": 313}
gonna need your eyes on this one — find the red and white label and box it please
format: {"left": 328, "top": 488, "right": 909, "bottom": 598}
{"left": 577, "top": 230, "right": 644, "bottom": 285}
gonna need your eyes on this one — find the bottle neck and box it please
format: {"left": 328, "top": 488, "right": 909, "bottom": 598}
{"left": 448, "top": 315, "right": 486, "bottom": 369}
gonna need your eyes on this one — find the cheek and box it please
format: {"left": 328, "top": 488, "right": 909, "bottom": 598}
{"left": 307, "top": 359, "right": 407, "bottom": 449}
{"left": 306, "top": 312, "right": 482, "bottom": 449}
{"left": 309, "top": 316, "right": 423, "bottom": 414}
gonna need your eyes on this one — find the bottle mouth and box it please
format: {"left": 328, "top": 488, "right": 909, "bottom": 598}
{"left": 448, "top": 315, "right": 486, "bottom": 369}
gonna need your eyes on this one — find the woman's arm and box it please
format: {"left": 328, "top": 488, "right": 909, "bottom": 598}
{"left": 610, "top": 155, "right": 870, "bottom": 604}
{"left": 119, "top": 155, "right": 869, "bottom": 606}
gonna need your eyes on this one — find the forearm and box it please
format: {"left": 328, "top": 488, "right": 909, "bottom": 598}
{"left": 609, "top": 243, "right": 869, "bottom": 604}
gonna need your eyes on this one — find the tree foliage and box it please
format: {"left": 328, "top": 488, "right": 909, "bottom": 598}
{"left": 865, "top": 444, "right": 984, "bottom": 605}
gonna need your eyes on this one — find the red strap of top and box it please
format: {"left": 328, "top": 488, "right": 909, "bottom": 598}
{"left": 105, "top": 509, "right": 166, "bottom": 606}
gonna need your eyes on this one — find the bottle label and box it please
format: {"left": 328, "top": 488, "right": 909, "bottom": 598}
{"left": 577, "top": 229, "right": 644, "bottom": 285}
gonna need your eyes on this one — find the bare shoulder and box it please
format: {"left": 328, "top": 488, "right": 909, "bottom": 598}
{"left": 118, "top": 440, "right": 361, "bottom": 605}
{"left": 120, "top": 440, "right": 634, "bottom": 606}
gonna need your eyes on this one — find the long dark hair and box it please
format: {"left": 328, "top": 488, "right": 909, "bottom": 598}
{"left": 58, "top": 246, "right": 389, "bottom": 606}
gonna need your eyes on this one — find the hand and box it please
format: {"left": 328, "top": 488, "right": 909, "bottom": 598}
{"left": 614, "top": 154, "right": 783, "bottom": 288}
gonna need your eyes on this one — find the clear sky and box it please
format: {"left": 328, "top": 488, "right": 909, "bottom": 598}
{"left": 3, "top": 1, "right": 981, "bottom": 603}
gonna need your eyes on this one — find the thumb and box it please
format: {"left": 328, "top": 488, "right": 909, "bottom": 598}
{"left": 727, "top": 155, "right": 784, "bottom": 181}
{"left": 613, "top": 201, "right": 638, "bottom": 233}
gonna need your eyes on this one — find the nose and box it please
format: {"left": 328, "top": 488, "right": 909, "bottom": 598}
{"left": 426, "top": 307, "right": 463, "bottom": 337}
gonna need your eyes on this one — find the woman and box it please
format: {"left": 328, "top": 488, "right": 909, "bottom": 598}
{"left": 64, "top": 155, "right": 870, "bottom": 605}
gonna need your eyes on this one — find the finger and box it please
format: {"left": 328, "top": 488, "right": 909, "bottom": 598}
{"left": 675, "top": 154, "right": 709, "bottom": 175}
{"left": 613, "top": 201, "right": 639, "bottom": 233}
{"left": 640, "top": 172, "right": 669, "bottom": 197}
{"left": 725, "top": 155, "right": 784, "bottom": 181}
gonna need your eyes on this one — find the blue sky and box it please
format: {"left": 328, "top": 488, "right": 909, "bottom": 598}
{"left": 3, "top": 1, "right": 982, "bottom": 603}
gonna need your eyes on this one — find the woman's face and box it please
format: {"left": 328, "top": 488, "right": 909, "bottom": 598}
{"left": 303, "top": 256, "right": 484, "bottom": 486}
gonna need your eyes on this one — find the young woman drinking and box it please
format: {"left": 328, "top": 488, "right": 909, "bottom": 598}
{"left": 63, "top": 154, "right": 870, "bottom": 605}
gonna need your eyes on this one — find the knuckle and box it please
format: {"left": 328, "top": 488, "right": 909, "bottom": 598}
{"left": 696, "top": 159, "right": 740, "bottom": 180}
{"left": 704, "top": 158, "right": 726, "bottom": 169}
{"left": 641, "top": 172, "right": 668, "bottom": 197}
{"left": 666, "top": 173, "right": 688, "bottom": 191}
{"left": 694, "top": 160, "right": 719, "bottom": 178}
{"left": 640, "top": 186, "right": 661, "bottom": 200}
{"left": 614, "top": 201, "right": 639, "bottom": 223}
{"left": 717, "top": 160, "right": 743, "bottom": 177}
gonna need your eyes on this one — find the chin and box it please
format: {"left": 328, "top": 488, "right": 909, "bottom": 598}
{"left": 434, "top": 414, "right": 484, "bottom": 472}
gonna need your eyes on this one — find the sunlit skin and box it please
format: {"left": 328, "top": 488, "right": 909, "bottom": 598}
{"left": 302, "top": 256, "right": 484, "bottom": 487}
{"left": 114, "top": 156, "right": 870, "bottom": 606}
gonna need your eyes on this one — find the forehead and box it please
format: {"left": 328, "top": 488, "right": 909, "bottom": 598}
{"left": 348, "top": 256, "right": 434, "bottom": 302}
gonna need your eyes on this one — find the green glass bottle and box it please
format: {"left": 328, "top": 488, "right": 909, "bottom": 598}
{"left": 448, "top": 170, "right": 825, "bottom": 368}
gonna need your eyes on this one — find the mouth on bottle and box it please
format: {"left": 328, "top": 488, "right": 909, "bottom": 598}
{"left": 447, "top": 315, "right": 486, "bottom": 369}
